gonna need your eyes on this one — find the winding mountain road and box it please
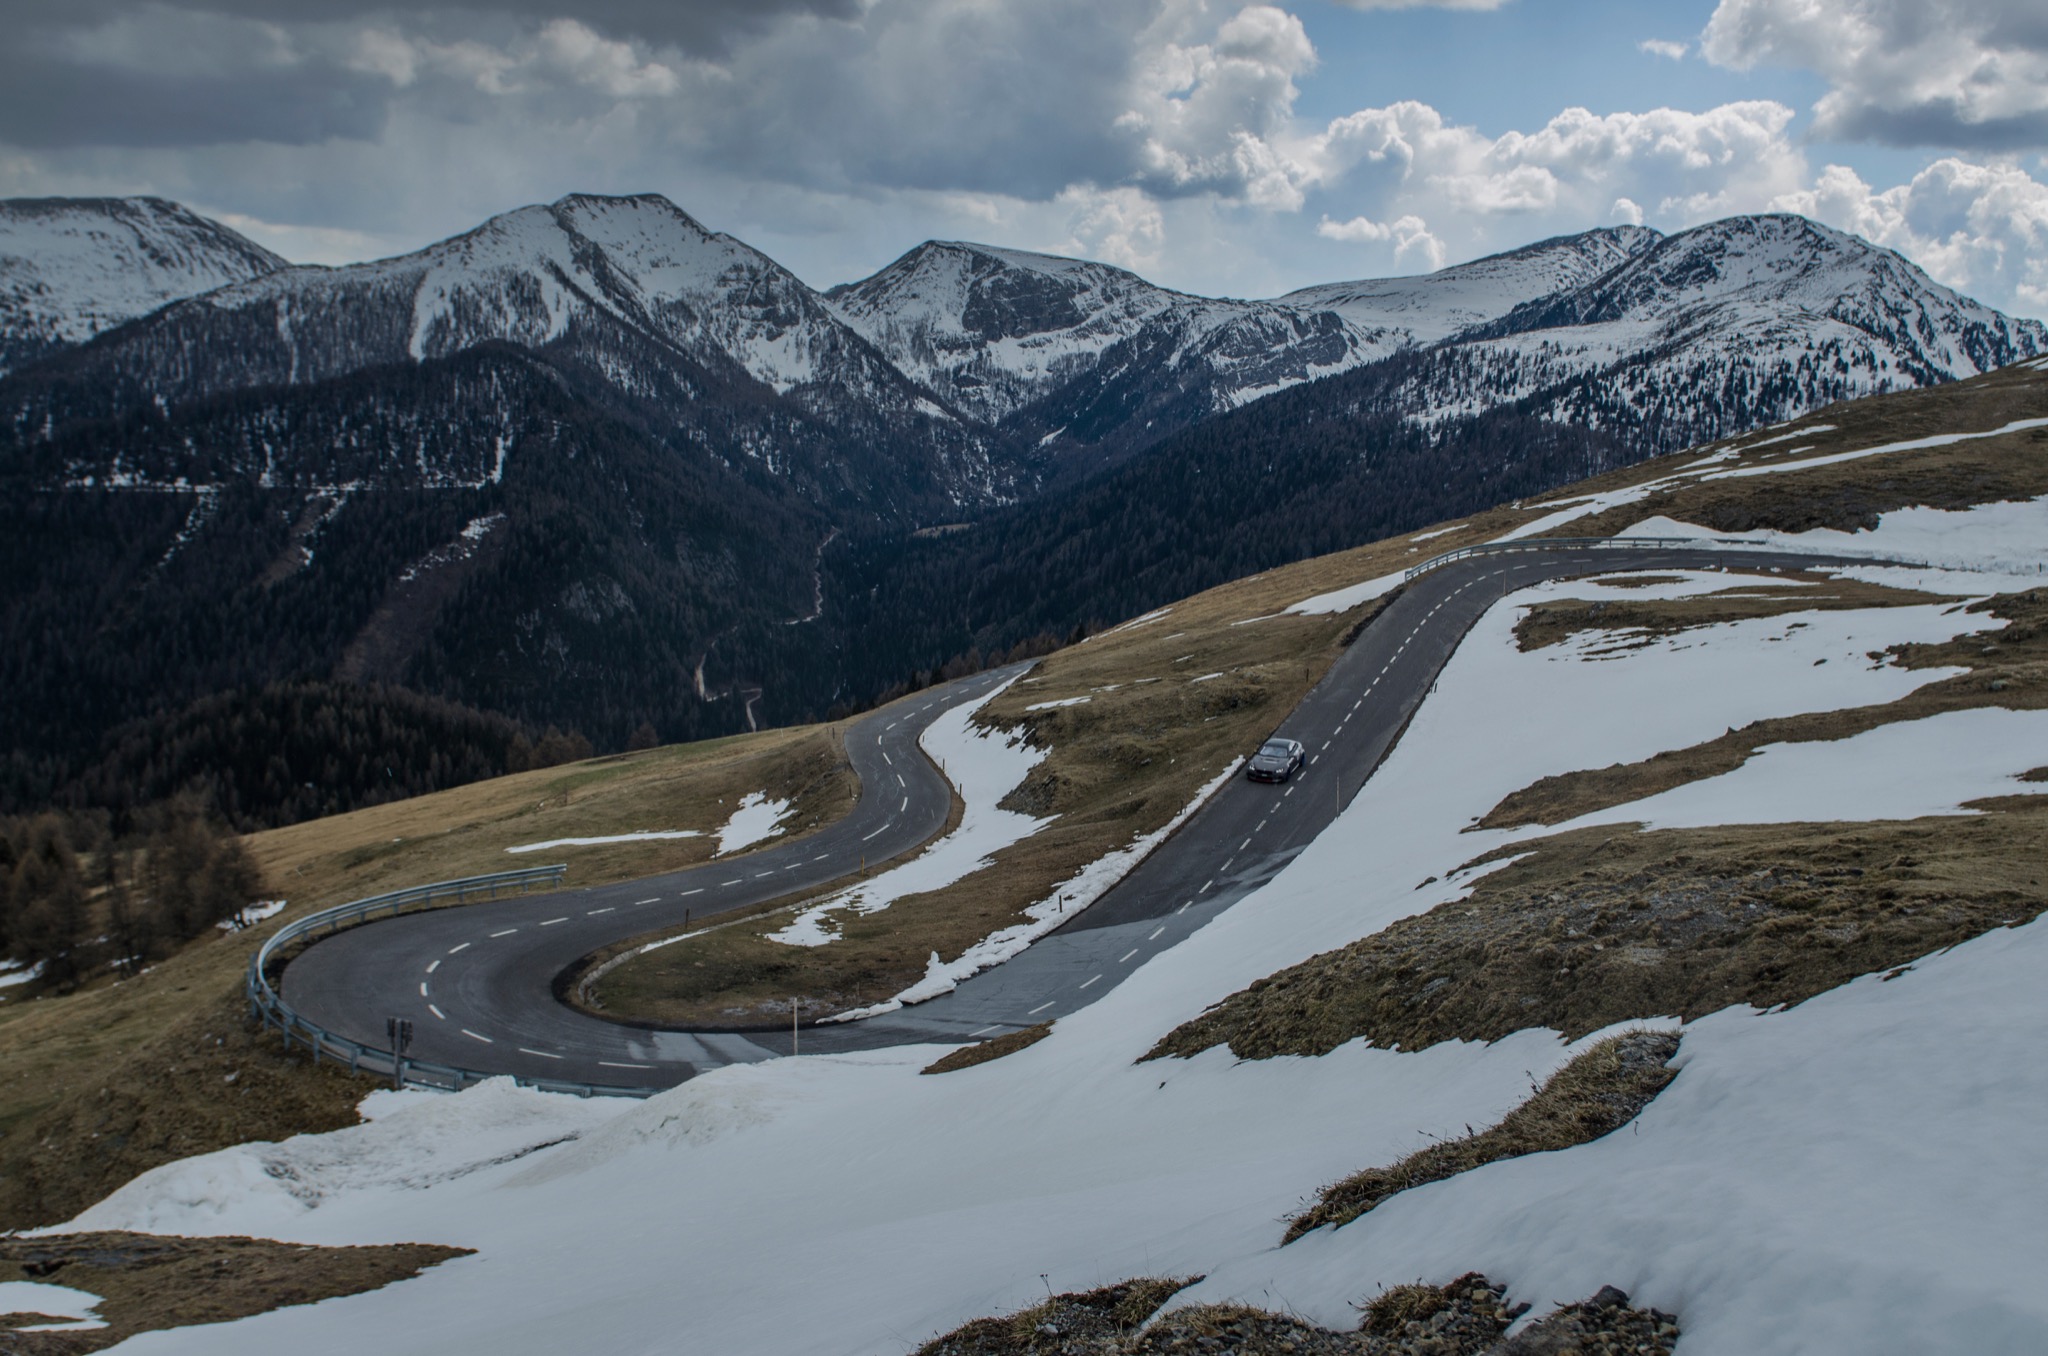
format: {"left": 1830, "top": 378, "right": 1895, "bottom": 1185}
{"left": 282, "top": 543, "right": 1845, "bottom": 1090}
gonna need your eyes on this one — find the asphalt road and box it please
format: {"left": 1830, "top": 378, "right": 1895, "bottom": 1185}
{"left": 283, "top": 545, "right": 1844, "bottom": 1089}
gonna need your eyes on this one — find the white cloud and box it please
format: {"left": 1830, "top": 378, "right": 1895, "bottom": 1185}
{"left": 1316, "top": 211, "right": 1445, "bottom": 268}
{"left": 1327, "top": 0, "right": 1515, "bottom": 9}
{"left": 1612, "top": 195, "right": 1645, "bottom": 225}
{"left": 1703, "top": 0, "right": 2048, "bottom": 149}
{"left": 1639, "top": 38, "right": 1689, "bottom": 60}
{"left": 1773, "top": 157, "right": 2048, "bottom": 309}
{"left": 1059, "top": 184, "right": 1168, "bottom": 270}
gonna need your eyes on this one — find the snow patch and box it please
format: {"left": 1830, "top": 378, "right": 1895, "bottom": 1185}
{"left": 716, "top": 794, "right": 792, "bottom": 856}
{"left": 507, "top": 831, "right": 700, "bottom": 855}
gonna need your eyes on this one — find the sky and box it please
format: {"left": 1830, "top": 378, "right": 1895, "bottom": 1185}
{"left": 2, "top": 0, "right": 2046, "bottom": 317}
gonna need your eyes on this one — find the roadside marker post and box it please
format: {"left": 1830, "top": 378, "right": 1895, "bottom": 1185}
{"left": 386, "top": 1016, "right": 414, "bottom": 1091}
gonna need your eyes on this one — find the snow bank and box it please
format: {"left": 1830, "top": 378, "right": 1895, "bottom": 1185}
{"left": 0, "top": 1280, "right": 105, "bottom": 1331}
{"left": 715, "top": 793, "right": 792, "bottom": 856}
{"left": 832, "top": 757, "right": 1246, "bottom": 1019}
{"left": 768, "top": 681, "right": 1044, "bottom": 947}
{"left": 1630, "top": 496, "right": 2048, "bottom": 582}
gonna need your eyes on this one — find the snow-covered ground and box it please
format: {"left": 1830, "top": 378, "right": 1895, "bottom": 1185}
{"left": 59, "top": 488, "right": 2048, "bottom": 1355}
{"left": 714, "top": 792, "right": 793, "bottom": 856}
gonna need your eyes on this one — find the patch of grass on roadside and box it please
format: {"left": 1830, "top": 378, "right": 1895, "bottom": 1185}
{"left": 922, "top": 1023, "right": 1052, "bottom": 1074}
{"left": 1147, "top": 803, "right": 2048, "bottom": 1063}
{"left": 0, "top": 1231, "right": 470, "bottom": 1352}
{"left": 1483, "top": 587, "right": 2047, "bottom": 830}
{"left": 1283, "top": 1030, "right": 1679, "bottom": 1243}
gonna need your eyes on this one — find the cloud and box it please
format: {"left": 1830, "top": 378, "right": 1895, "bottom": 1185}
{"left": 1639, "top": 39, "right": 1689, "bottom": 60}
{"left": 1059, "top": 184, "right": 1168, "bottom": 269}
{"left": 1773, "top": 156, "right": 2048, "bottom": 309}
{"left": 1326, "top": 0, "right": 1515, "bottom": 9}
{"left": 1703, "top": 0, "right": 2048, "bottom": 150}
{"left": 1316, "top": 211, "right": 1446, "bottom": 268}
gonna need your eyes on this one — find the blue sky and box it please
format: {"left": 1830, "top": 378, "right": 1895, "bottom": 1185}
{"left": 3, "top": 0, "right": 2045, "bottom": 315}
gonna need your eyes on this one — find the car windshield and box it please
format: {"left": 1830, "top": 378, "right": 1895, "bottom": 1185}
{"left": 1259, "top": 740, "right": 1291, "bottom": 757}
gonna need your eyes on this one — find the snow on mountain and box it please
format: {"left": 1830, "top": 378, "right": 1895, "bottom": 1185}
{"left": 177, "top": 192, "right": 929, "bottom": 413}
{"left": 825, "top": 241, "right": 1297, "bottom": 424}
{"left": 1279, "top": 224, "right": 1660, "bottom": 345}
{"left": 0, "top": 196, "right": 285, "bottom": 376}
{"left": 1402, "top": 215, "right": 2047, "bottom": 438}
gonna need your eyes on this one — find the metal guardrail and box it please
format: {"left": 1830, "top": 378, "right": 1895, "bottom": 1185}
{"left": 1403, "top": 535, "right": 1750, "bottom": 582}
{"left": 247, "top": 865, "right": 661, "bottom": 1099}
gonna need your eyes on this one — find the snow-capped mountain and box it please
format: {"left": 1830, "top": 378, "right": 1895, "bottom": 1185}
{"left": 1402, "top": 215, "right": 2046, "bottom": 439}
{"left": 1279, "top": 224, "right": 1660, "bottom": 344}
{"left": 3, "top": 193, "right": 1015, "bottom": 511}
{"left": 0, "top": 196, "right": 285, "bottom": 376}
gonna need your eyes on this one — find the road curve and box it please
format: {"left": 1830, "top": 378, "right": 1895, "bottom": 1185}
{"left": 282, "top": 545, "right": 1850, "bottom": 1088}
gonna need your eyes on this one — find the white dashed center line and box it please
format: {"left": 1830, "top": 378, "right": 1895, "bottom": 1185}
{"left": 428, "top": 1004, "right": 445, "bottom": 1020}
{"left": 722, "top": 879, "right": 742, "bottom": 887}
{"left": 679, "top": 888, "right": 703, "bottom": 897}
{"left": 1028, "top": 1001, "right": 1056, "bottom": 1015}
{"left": 634, "top": 898, "right": 659, "bottom": 906}
{"left": 448, "top": 942, "right": 471, "bottom": 954}
{"left": 518, "top": 1047, "right": 563, "bottom": 1060}
{"left": 461, "top": 1028, "right": 493, "bottom": 1044}
{"left": 540, "top": 917, "right": 567, "bottom": 926}
{"left": 418, "top": 982, "right": 429, "bottom": 997}
{"left": 1118, "top": 949, "right": 1138, "bottom": 963}
{"left": 968, "top": 1025, "right": 1001, "bottom": 1038}
{"left": 600, "top": 1060, "right": 653, "bottom": 1070}
{"left": 588, "top": 907, "right": 614, "bottom": 915}
{"left": 1149, "top": 925, "right": 1166, "bottom": 939}
{"left": 863, "top": 826, "right": 888, "bottom": 841}
{"left": 426, "top": 959, "right": 441, "bottom": 973}
{"left": 899, "top": 796, "right": 908, "bottom": 812}
{"left": 489, "top": 929, "right": 517, "bottom": 938}
{"left": 1078, "top": 974, "right": 1102, "bottom": 990}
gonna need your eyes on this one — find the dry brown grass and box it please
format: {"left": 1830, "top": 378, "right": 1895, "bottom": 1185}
{"left": 1148, "top": 800, "right": 2048, "bottom": 1063}
{"left": 1483, "top": 587, "right": 2048, "bottom": 829}
{"left": 921, "top": 1022, "right": 1052, "bottom": 1074}
{"left": 912, "top": 1278, "right": 1198, "bottom": 1356}
{"left": 0, "top": 1231, "right": 470, "bottom": 1353}
{"left": 1282, "top": 1031, "right": 1680, "bottom": 1243}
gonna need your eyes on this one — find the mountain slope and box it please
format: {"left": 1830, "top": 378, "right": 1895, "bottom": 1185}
{"left": 0, "top": 196, "right": 286, "bottom": 376}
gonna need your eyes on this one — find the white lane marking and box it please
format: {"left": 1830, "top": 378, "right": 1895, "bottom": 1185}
{"left": 1201, "top": 879, "right": 1214, "bottom": 892}
{"left": 813, "top": 854, "right": 829, "bottom": 862}
{"left": 418, "top": 982, "right": 429, "bottom": 997}
{"left": 899, "top": 797, "right": 908, "bottom": 812}
{"left": 1284, "top": 787, "right": 1295, "bottom": 798}
{"left": 1176, "top": 901, "right": 1193, "bottom": 914}
{"left": 518, "top": 1047, "right": 564, "bottom": 1060}
{"left": 1119, "top": 949, "right": 1138, "bottom": 963}
{"left": 601, "top": 1060, "right": 653, "bottom": 1070}
{"left": 1149, "top": 925, "right": 1165, "bottom": 940}
{"left": 784, "top": 863, "right": 802, "bottom": 871}
{"left": 863, "top": 826, "right": 888, "bottom": 841}
{"left": 896, "top": 773, "right": 905, "bottom": 787}
{"left": 1079, "top": 974, "right": 1102, "bottom": 990}
{"left": 1239, "top": 838, "right": 1251, "bottom": 851}
{"left": 722, "top": 879, "right": 742, "bottom": 886}
{"left": 448, "top": 942, "right": 471, "bottom": 954}
{"left": 1028, "top": 1001, "right": 1056, "bottom": 1015}
{"left": 755, "top": 871, "right": 775, "bottom": 878}
{"left": 462, "top": 1028, "right": 493, "bottom": 1044}
{"left": 428, "top": 1004, "right": 445, "bottom": 1020}
{"left": 887, "top": 721, "right": 898, "bottom": 730}
{"left": 489, "top": 929, "right": 517, "bottom": 938}
{"left": 883, "top": 752, "right": 893, "bottom": 765}
{"left": 634, "top": 897, "right": 659, "bottom": 906}
{"left": 968, "top": 1025, "right": 1002, "bottom": 1038}
{"left": 1256, "top": 819, "right": 1267, "bottom": 832}
{"left": 1222, "top": 858, "right": 1235, "bottom": 870}
{"left": 680, "top": 888, "right": 704, "bottom": 897}
{"left": 588, "top": 907, "right": 615, "bottom": 915}
{"left": 540, "top": 917, "right": 568, "bottom": 926}
{"left": 426, "top": 959, "right": 441, "bottom": 974}
{"left": 1321, "top": 740, "right": 1331, "bottom": 751}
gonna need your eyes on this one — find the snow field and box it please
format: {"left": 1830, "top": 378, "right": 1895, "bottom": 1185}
{"left": 67, "top": 559, "right": 2046, "bottom": 1356}
{"left": 505, "top": 830, "right": 700, "bottom": 854}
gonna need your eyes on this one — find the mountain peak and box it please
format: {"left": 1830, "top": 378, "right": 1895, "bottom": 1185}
{"left": 0, "top": 194, "right": 287, "bottom": 375}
